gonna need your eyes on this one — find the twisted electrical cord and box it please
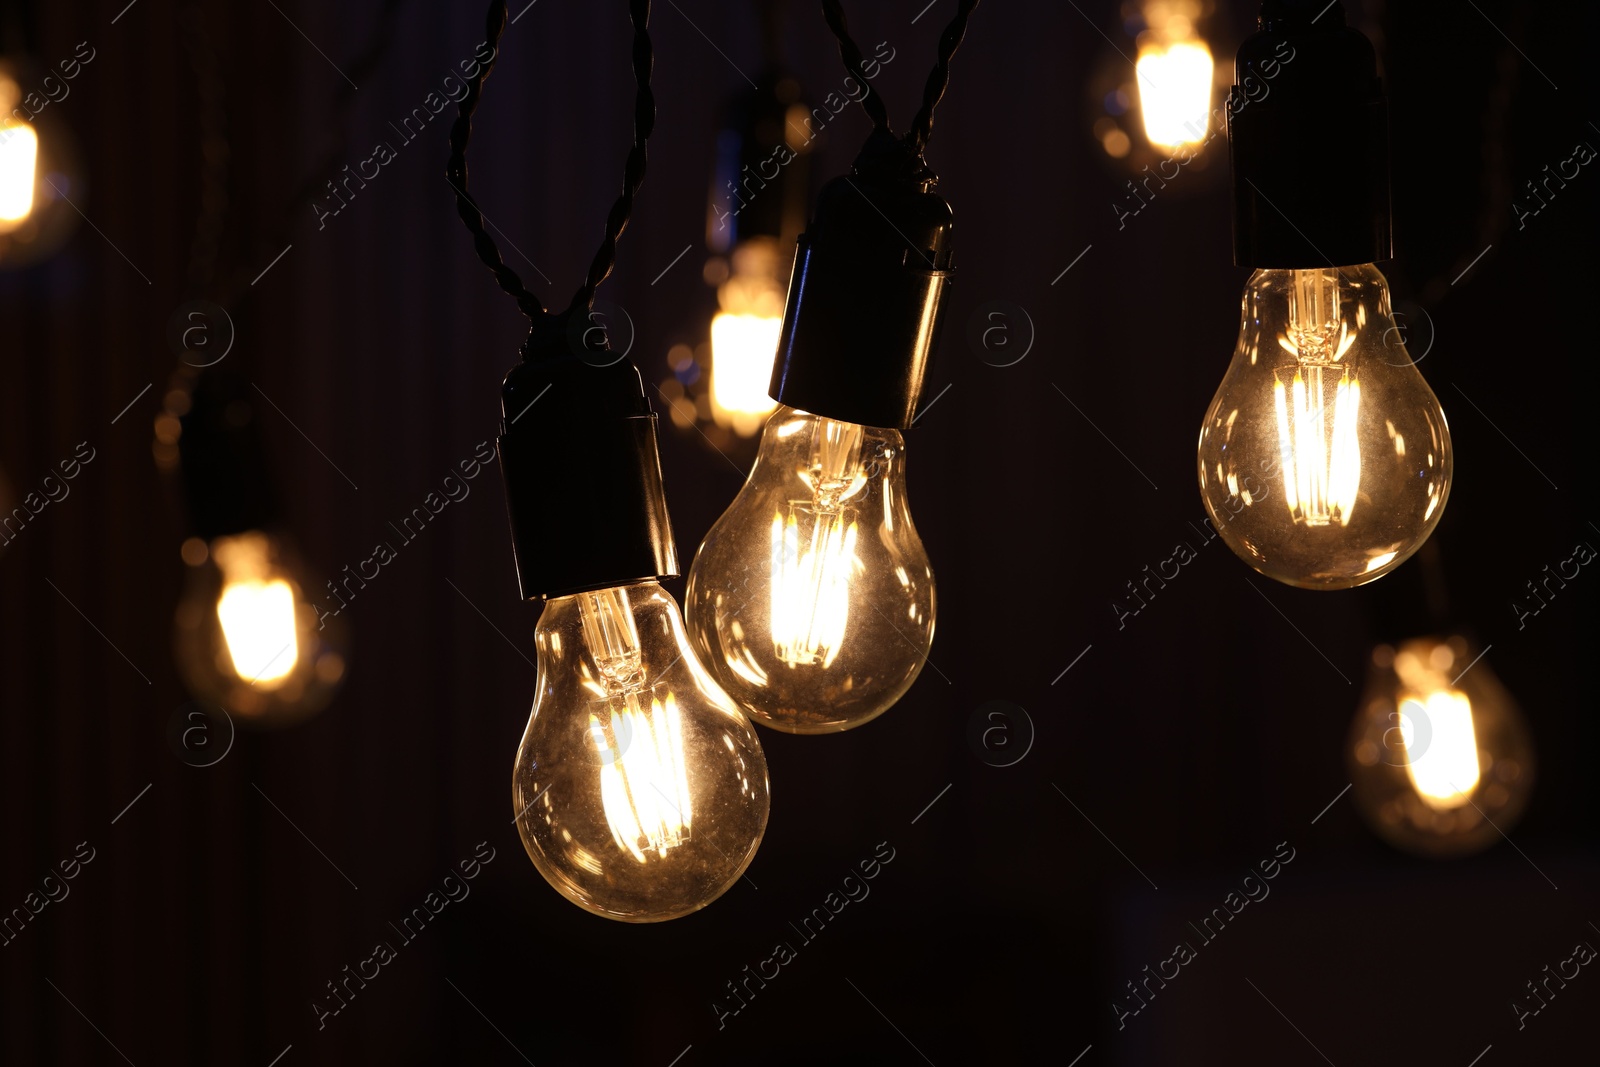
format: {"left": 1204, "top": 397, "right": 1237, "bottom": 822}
{"left": 568, "top": 0, "right": 653, "bottom": 316}
{"left": 820, "top": 0, "right": 981, "bottom": 156}
{"left": 820, "top": 0, "right": 890, "bottom": 134}
{"left": 446, "top": 0, "right": 547, "bottom": 324}
{"left": 906, "top": 0, "right": 980, "bottom": 153}
{"left": 448, "top": 0, "right": 656, "bottom": 353}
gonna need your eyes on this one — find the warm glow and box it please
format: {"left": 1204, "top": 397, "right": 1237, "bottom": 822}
{"left": 591, "top": 690, "right": 693, "bottom": 862}
{"left": 216, "top": 580, "right": 299, "bottom": 687}
{"left": 710, "top": 311, "right": 782, "bottom": 435}
{"left": 0, "top": 122, "right": 39, "bottom": 228}
{"left": 1274, "top": 367, "right": 1362, "bottom": 526}
{"left": 1135, "top": 40, "right": 1214, "bottom": 151}
{"left": 709, "top": 239, "right": 785, "bottom": 436}
{"left": 1399, "top": 690, "right": 1482, "bottom": 809}
{"left": 1274, "top": 269, "right": 1362, "bottom": 527}
{"left": 770, "top": 506, "right": 857, "bottom": 668}
{"left": 211, "top": 532, "right": 300, "bottom": 688}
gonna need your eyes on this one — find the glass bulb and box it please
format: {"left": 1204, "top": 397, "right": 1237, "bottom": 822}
{"left": 1197, "top": 265, "right": 1452, "bottom": 589}
{"left": 685, "top": 406, "right": 935, "bottom": 734}
{"left": 512, "top": 580, "right": 769, "bottom": 922}
{"left": 174, "top": 530, "right": 348, "bottom": 726}
{"left": 1348, "top": 636, "right": 1535, "bottom": 858}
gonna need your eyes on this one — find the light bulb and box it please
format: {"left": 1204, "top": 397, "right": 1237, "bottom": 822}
{"left": 685, "top": 406, "right": 934, "bottom": 733}
{"left": 0, "top": 120, "right": 38, "bottom": 228}
{"left": 512, "top": 580, "right": 769, "bottom": 922}
{"left": 0, "top": 61, "right": 83, "bottom": 266}
{"left": 1197, "top": 265, "right": 1451, "bottom": 588}
{"left": 1136, "top": 39, "right": 1213, "bottom": 151}
{"left": 1348, "top": 636, "right": 1535, "bottom": 858}
{"left": 174, "top": 530, "right": 347, "bottom": 726}
{"left": 1134, "top": 0, "right": 1215, "bottom": 155}
{"left": 709, "top": 238, "right": 784, "bottom": 437}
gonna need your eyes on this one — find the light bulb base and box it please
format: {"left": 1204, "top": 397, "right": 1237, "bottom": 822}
{"left": 1228, "top": 1, "right": 1392, "bottom": 268}
{"left": 497, "top": 325, "right": 678, "bottom": 601}
{"left": 768, "top": 141, "right": 954, "bottom": 430}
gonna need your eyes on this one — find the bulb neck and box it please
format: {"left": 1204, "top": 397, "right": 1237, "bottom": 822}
{"left": 1229, "top": 0, "right": 1392, "bottom": 268}
{"left": 497, "top": 323, "right": 678, "bottom": 601}
{"left": 768, "top": 139, "right": 955, "bottom": 430}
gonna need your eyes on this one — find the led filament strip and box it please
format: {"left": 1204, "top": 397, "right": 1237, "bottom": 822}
{"left": 1195, "top": 0, "right": 1452, "bottom": 590}
{"left": 683, "top": 0, "right": 978, "bottom": 735}
{"left": 449, "top": 0, "right": 769, "bottom": 923}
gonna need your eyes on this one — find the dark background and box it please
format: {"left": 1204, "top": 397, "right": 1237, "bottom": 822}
{"left": 1, "top": 1, "right": 1595, "bottom": 1064}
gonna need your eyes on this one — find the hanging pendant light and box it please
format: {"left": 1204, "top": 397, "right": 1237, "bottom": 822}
{"left": 683, "top": 0, "right": 983, "bottom": 734}
{"left": 450, "top": 0, "right": 769, "bottom": 922}
{"left": 1196, "top": 0, "right": 1451, "bottom": 589}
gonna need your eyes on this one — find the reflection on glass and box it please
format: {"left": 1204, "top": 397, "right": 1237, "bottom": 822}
{"left": 1349, "top": 636, "right": 1534, "bottom": 858}
{"left": 174, "top": 530, "right": 346, "bottom": 726}
{"left": 686, "top": 407, "right": 934, "bottom": 734}
{"left": 1197, "top": 265, "right": 1452, "bottom": 589}
{"left": 513, "top": 581, "right": 769, "bottom": 922}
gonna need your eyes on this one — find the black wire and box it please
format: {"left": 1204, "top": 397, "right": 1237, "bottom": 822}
{"left": 907, "top": 0, "right": 980, "bottom": 154}
{"left": 446, "top": 0, "right": 548, "bottom": 325}
{"left": 567, "top": 0, "right": 654, "bottom": 315}
{"left": 820, "top": 0, "right": 890, "bottom": 134}
{"left": 820, "top": 0, "right": 981, "bottom": 155}
{"left": 449, "top": 0, "right": 657, "bottom": 347}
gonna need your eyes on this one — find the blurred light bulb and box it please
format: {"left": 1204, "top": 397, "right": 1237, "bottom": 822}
{"left": 1349, "top": 636, "right": 1535, "bottom": 858}
{"left": 1131, "top": 0, "right": 1215, "bottom": 154}
{"left": 0, "top": 65, "right": 82, "bottom": 265}
{"left": 215, "top": 569, "right": 299, "bottom": 688}
{"left": 1398, "top": 689, "right": 1479, "bottom": 809}
{"left": 0, "top": 121, "right": 39, "bottom": 228}
{"left": 685, "top": 407, "right": 934, "bottom": 733}
{"left": 1197, "top": 265, "right": 1451, "bottom": 588}
{"left": 513, "top": 581, "right": 769, "bottom": 922}
{"left": 1136, "top": 40, "right": 1214, "bottom": 151}
{"left": 174, "top": 530, "right": 347, "bottom": 726}
{"left": 709, "top": 238, "right": 785, "bottom": 437}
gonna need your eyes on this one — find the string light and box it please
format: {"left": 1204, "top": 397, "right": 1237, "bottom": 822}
{"left": 450, "top": 0, "right": 768, "bottom": 922}
{"left": 684, "top": 0, "right": 981, "bottom": 733}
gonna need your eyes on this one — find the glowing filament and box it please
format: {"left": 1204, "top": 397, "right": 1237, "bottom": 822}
{"left": 211, "top": 532, "right": 300, "bottom": 687}
{"left": 216, "top": 579, "right": 299, "bottom": 687}
{"left": 0, "top": 123, "right": 39, "bottom": 227}
{"left": 1135, "top": 41, "right": 1214, "bottom": 151}
{"left": 1399, "top": 690, "right": 1482, "bottom": 809}
{"left": 1273, "top": 366, "right": 1361, "bottom": 526}
{"left": 591, "top": 691, "right": 693, "bottom": 861}
{"left": 770, "top": 506, "right": 857, "bottom": 668}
